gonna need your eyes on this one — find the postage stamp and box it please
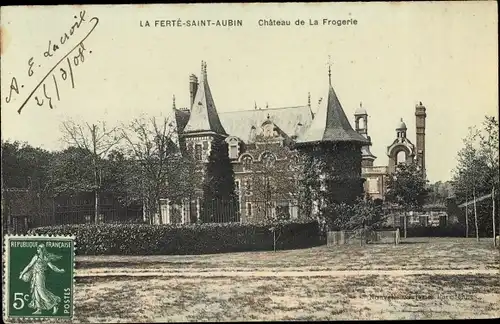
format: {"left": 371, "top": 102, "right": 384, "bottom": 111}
{"left": 3, "top": 235, "right": 75, "bottom": 321}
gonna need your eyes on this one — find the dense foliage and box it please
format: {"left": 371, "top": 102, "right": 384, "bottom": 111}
{"left": 385, "top": 162, "right": 430, "bottom": 211}
{"left": 451, "top": 116, "right": 499, "bottom": 239}
{"left": 427, "top": 181, "right": 453, "bottom": 205}
{"left": 29, "top": 221, "right": 322, "bottom": 255}
{"left": 404, "top": 224, "right": 468, "bottom": 238}
{"left": 1, "top": 140, "right": 52, "bottom": 190}
{"left": 320, "top": 197, "right": 384, "bottom": 231}
{"left": 201, "top": 136, "right": 239, "bottom": 223}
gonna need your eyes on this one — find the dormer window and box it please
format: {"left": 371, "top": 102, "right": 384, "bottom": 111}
{"left": 226, "top": 137, "right": 240, "bottom": 160}
{"left": 229, "top": 144, "right": 238, "bottom": 159}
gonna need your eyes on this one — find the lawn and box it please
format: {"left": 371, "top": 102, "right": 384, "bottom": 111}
{"left": 67, "top": 238, "right": 500, "bottom": 321}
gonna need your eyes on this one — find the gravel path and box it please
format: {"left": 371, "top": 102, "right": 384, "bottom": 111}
{"left": 76, "top": 268, "right": 499, "bottom": 277}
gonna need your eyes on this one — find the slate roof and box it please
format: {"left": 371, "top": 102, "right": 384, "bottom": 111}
{"left": 297, "top": 81, "right": 370, "bottom": 145}
{"left": 361, "top": 145, "right": 376, "bottom": 160}
{"left": 219, "top": 106, "right": 314, "bottom": 143}
{"left": 182, "top": 61, "right": 227, "bottom": 135}
{"left": 174, "top": 108, "right": 190, "bottom": 131}
{"left": 175, "top": 106, "right": 313, "bottom": 144}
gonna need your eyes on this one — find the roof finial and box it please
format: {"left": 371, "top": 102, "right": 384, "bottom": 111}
{"left": 266, "top": 102, "right": 269, "bottom": 109}
{"left": 254, "top": 101, "right": 257, "bottom": 110}
{"left": 400, "top": 117, "right": 404, "bottom": 122}
{"left": 172, "top": 94, "right": 176, "bottom": 109}
{"left": 308, "top": 92, "right": 311, "bottom": 108}
{"left": 360, "top": 102, "right": 363, "bottom": 108}
{"left": 201, "top": 60, "right": 204, "bottom": 74}
{"left": 327, "top": 55, "right": 332, "bottom": 85}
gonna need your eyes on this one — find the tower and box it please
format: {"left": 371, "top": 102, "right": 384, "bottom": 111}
{"left": 354, "top": 102, "right": 376, "bottom": 167}
{"left": 415, "top": 101, "right": 426, "bottom": 177}
{"left": 182, "top": 61, "right": 228, "bottom": 162}
{"left": 296, "top": 60, "right": 370, "bottom": 211}
{"left": 387, "top": 118, "right": 416, "bottom": 174}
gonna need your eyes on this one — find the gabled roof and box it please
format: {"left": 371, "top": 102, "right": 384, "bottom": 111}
{"left": 298, "top": 78, "right": 370, "bottom": 145}
{"left": 182, "top": 61, "right": 227, "bottom": 136}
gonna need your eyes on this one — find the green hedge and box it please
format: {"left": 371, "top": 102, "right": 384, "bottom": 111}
{"left": 403, "top": 224, "right": 466, "bottom": 237}
{"left": 29, "top": 221, "right": 322, "bottom": 255}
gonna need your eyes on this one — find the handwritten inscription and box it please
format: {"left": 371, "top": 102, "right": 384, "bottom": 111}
{"left": 4, "top": 10, "right": 99, "bottom": 114}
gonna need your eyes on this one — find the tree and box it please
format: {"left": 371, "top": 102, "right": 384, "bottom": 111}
{"left": 60, "top": 120, "right": 122, "bottom": 224}
{"left": 47, "top": 147, "right": 95, "bottom": 195}
{"left": 173, "top": 146, "right": 204, "bottom": 223}
{"left": 321, "top": 197, "right": 384, "bottom": 232}
{"left": 1, "top": 140, "right": 52, "bottom": 190}
{"left": 201, "top": 136, "right": 238, "bottom": 223}
{"left": 296, "top": 148, "right": 326, "bottom": 222}
{"left": 248, "top": 143, "right": 301, "bottom": 222}
{"left": 1, "top": 140, "right": 53, "bottom": 232}
{"left": 121, "top": 116, "right": 181, "bottom": 224}
{"left": 428, "top": 181, "right": 453, "bottom": 205}
{"left": 385, "top": 162, "right": 430, "bottom": 238}
{"left": 100, "top": 149, "right": 141, "bottom": 208}
{"left": 452, "top": 126, "right": 491, "bottom": 241}
{"left": 478, "top": 116, "right": 499, "bottom": 245}
{"left": 264, "top": 210, "right": 290, "bottom": 252}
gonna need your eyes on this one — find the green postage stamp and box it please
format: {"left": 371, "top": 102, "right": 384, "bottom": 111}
{"left": 3, "top": 235, "right": 75, "bottom": 321}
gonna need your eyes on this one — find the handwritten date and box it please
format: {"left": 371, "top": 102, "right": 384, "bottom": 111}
{"left": 4, "top": 10, "right": 99, "bottom": 114}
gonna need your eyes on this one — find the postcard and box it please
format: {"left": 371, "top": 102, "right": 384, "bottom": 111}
{"left": 1, "top": 2, "right": 498, "bottom": 322}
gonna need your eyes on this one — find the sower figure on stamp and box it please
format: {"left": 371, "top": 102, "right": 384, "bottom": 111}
{"left": 19, "top": 243, "right": 65, "bottom": 315}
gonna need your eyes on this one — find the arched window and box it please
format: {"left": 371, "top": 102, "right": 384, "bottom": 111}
{"left": 396, "top": 151, "right": 406, "bottom": 164}
{"left": 358, "top": 117, "right": 365, "bottom": 130}
{"left": 242, "top": 155, "right": 253, "bottom": 170}
{"left": 261, "top": 152, "right": 276, "bottom": 167}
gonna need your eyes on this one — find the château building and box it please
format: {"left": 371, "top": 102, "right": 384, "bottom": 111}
{"left": 157, "top": 61, "right": 427, "bottom": 224}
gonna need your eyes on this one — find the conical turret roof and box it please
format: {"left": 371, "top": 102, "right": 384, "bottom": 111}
{"left": 298, "top": 75, "right": 370, "bottom": 145}
{"left": 183, "top": 61, "right": 227, "bottom": 136}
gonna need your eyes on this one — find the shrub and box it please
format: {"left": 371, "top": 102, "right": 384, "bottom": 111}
{"left": 404, "top": 224, "right": 466, "bottom": 237}
{"left": 29, "top": 220, "right": 322, "bottom": 255}
{"left": 321, "top": 197, "right": 385, "bottom": 231}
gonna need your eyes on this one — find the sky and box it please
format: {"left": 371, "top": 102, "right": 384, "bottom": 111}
{"left": 1, "top": 2, "right": 498, "bottom": 183}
